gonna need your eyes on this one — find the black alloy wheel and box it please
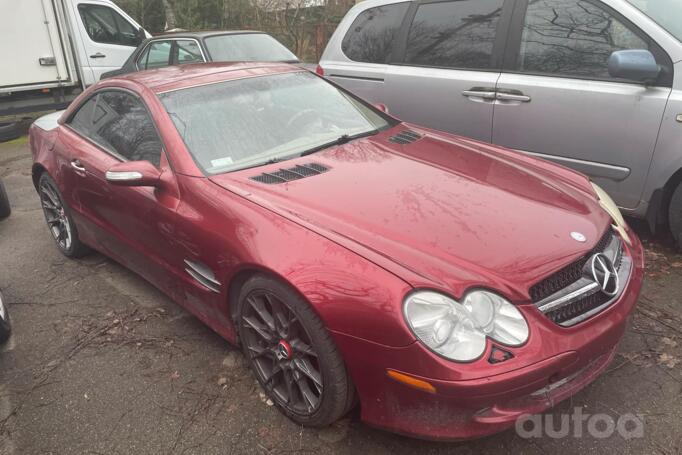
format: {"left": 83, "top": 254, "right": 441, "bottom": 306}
{"left": 236, "top": 275, "right": 355, "bottom": 426}
{"left": 38, "top": 174, "right": 89, "bottom": 257}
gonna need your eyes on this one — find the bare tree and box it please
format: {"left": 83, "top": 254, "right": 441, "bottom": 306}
{"left": 162, "top": 0, "right": 177, "bottom": 30}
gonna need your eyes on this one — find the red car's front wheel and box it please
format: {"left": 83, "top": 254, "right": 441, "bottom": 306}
{"left": 236, "top": 275, "right": 355, "bottom": 427}
{"left": 38, "top": 174, "right": 89, "bottom": 258}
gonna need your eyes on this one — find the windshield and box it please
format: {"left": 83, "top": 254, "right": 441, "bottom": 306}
{"left": 626, "top": 0, "right": 682, "bottom": 42}
{"left": 159, "top": 71, "right": 392, "bottom": 174}
{"left": 204, "top": 34, "right": 298, "bottom": 62}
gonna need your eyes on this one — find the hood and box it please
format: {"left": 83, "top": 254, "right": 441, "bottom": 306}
{"left": 209, "top": 126, "right": 612, "bottom": 301}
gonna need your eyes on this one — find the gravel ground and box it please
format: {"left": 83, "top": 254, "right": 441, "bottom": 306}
{"left": 1, "top": 137, "right": 681, "bottom": 454}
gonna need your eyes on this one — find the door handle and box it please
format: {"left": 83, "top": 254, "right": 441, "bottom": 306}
{"left": 71, "top": 159, "right": 86, "bottom": 173}
{"left": 90, "top": 52, "right": 106, "bottom": 59}
{"left": 462, "top": 87, "right": 497, "bottom": 100}
{"left": 495, "top": 89, "right": 531, "bottom": 102}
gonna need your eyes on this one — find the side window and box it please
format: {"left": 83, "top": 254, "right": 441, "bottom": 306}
{"left": 68, "top": 97, "right": 98, "bottom": 136}
{"left": 517, "top": 0, "right": 649, "bottom": 80}
{"left": 89, "top": 92, "right": 163, "bottom": 167}
{"left": 78, "top": 4, "right": 138, "bottom": 47}
{"left": 138, "top": 41, "right": 172, "bottom": 70}
{"left": 174, "top": 40, "right": 204, "bottom": 65}
{"left": 404, "top": 0, "right": 505, "bottom": 70}
{"left": 341, "top": 3, "right": 410, "bottom": 64}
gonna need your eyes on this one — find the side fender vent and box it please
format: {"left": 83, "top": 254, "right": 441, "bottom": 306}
{"left": 388, "top": 129, "right": 422, "bottom": 145}
{"left": 250, "top": 163, "right": 329, "bottom": 184}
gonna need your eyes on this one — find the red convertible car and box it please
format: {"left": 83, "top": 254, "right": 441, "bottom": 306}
{"left": 29, "top": 63, "right": 643, "bottom": 440}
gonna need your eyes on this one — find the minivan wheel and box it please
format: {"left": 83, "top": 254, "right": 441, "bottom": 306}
{"left": 38, "top": 173, "right": 90, "bottom": 258}
{"left": 669, "top": 183, "right": 682, "bottom": 250}
{"left": 236, "top": 275, "right": 355, "bottom": 427}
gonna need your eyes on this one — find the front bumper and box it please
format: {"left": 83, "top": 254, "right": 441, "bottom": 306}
{"left": 332, "top": 232, "right": 644, "bottom": 440}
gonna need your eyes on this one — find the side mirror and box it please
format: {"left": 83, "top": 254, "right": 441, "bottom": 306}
{"left": 608, "top": 49, "right": 660, "bottom": 84}
{"left": 106, "top": 161, "right": 161, "bottom": 187}
{"left": 374, "top": 103, "right": 389, "bottom": 114}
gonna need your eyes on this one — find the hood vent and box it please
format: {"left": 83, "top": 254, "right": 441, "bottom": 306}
{"left": 250, "top": 162, "right": 329, "bottom": 184}
{"left": 388, "top": 129, "right": 422, "bottom": 145}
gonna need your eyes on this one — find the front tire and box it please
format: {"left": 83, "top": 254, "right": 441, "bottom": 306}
{"left": 236, "top": 275, "right": 355, "bottom": 427}
{"left": 38, "top": 173, "right": 90, "bottom": 258}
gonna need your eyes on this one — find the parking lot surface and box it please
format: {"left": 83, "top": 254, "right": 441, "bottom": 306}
{"left": 1, "top": 138, "right": 681, "bottom": 454}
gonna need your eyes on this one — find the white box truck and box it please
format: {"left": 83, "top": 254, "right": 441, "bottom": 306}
{"left": 0, "top": 0, "right": 149, "bottom": 140}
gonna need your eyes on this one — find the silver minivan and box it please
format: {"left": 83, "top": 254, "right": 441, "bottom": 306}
{"left": 318, "top": 0, "right": 682, "bottom": 247}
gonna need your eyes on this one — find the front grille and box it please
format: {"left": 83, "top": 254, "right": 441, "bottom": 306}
{"left": 250, "top": 163, "right": 329, "bottom": 184}
{"left": 529, "top": 230, "right": 613, "bottom": 303}
{"left": 531, "top": 229, "right": 631, "bottom": 327}
{"left": 544, "top": 291, "right": 611, "bottom": 325}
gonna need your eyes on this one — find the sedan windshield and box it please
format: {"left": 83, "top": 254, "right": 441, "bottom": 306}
{"left": 159, "top": 71, "right": 392, "bottom": 174}
{"left": 626, "top": 0, "right": 682, "bottom": 42}
{"left": 204, "top": 34, "right": 298, "bottom": 62}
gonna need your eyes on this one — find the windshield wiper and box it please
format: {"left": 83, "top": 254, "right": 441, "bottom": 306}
{"left": 299, "top": 129, "right": 379, "bottom": 157}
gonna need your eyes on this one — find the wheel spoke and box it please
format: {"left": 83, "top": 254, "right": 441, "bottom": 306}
{"left": 265, "top": 294, "right": 290, "bottom": 336}
{"left": 42, "top": 200, "right": 58, "bottom": 211}
{"left": 46, "top": 215, "right": 60, "bottom": 226}
{"left": 40, "top": 186, "right": 60, "bottom": 208}
{"left": 290, "top": 338, "right": 317, "bottom": 358}
{"left": 263, "top": 363, "right": 282, "bottom": 389}
{"left": 293, "top": 357, "right": 323, "bottom": 393}
{"left": 248, "top": 296, "right": 276, "bottom": 333}
{"left": 296, "top": 377, "right": 319, "bottom": 411}
{"left": 242, "top": 315, "right": 274, "bottom": 342}
{"left": 283, "top": 369, "right": 295, "bottom": 404}
{"left": 247, "top": 343, "right": 273, "bottom": 360}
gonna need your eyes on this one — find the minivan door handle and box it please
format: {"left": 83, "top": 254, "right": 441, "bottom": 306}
{"left": 462, "top": 87, "right": 497, "bottom": 102}
{"left": 495, "top": 89, "right": 531, "bottom": 103}
{"left": 90, "top": 52, "right": 106, "bottom": 59}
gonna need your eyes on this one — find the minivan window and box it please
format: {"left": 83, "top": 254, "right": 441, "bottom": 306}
{"left": 517, "top": 0, "right": 648, "bottom": 80}
{"left": 341, "top": 3, "right": 410, "bottom": 64}
{"left": 626, "top": 0, "right": 682, "bottom": 43}
{"left": 404, "top": 0, "right": 505, "bottom": 70}
{"left": 78, "top": 4, "right": 138, "bottom": 47}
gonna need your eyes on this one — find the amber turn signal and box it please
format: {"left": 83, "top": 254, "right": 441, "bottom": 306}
{"left": 387, "top": 369, "right": 436, "bottom": 394}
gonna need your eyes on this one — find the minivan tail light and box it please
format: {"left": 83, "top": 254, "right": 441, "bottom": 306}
{"left": 315, "top": 64, "right": 324, "bottom": 76}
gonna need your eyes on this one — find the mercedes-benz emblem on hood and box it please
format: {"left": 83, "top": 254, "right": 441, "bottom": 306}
{"left": 570, "top": 231, "right": 587, "bottom": 242}
{"left": 590, "top": 253, "right": 619, "bottom": 296}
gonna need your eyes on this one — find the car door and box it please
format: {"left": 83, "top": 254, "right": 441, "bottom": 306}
{"left": 62, "top": 89, "right": 186, "bottom": 301}
{"left": 74, "top": 2, "right": 143, "bottom": 83}
{"left": 492, "top": 0, "right": 673, "bottom": 209}
{"left": 383, "top": 0, "right": 514, "bottom": 142}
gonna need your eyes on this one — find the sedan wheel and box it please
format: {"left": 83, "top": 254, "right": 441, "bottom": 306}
{"left": 237, "top": 275, "right": 355, "bottom": 426}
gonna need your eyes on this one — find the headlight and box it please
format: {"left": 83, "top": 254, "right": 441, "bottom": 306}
{"left": 591, "top": 182, "right": 631, "bottom": 244}
{"left": 404, "top": 290, "right": 529, "bottom": 362}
